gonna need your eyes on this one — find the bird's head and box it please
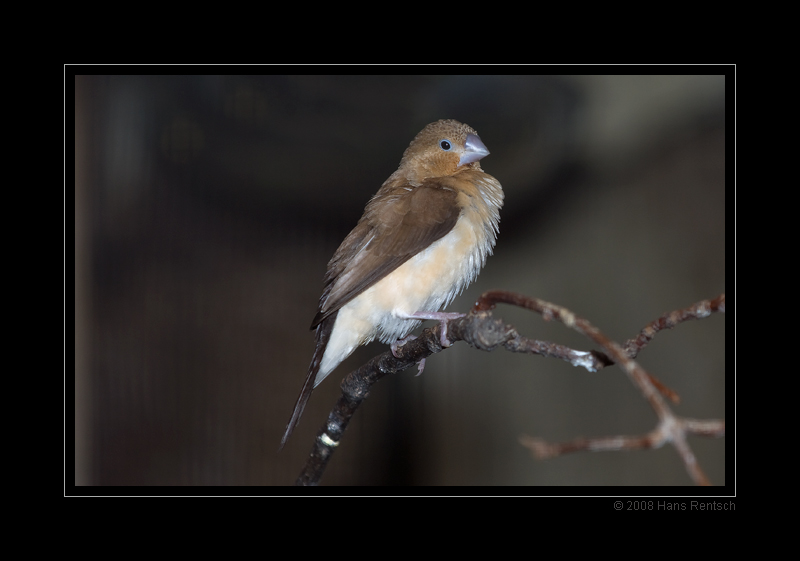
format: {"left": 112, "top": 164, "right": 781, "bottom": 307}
{"left": 397, "top": 119, "right": 490, "bottom": 185}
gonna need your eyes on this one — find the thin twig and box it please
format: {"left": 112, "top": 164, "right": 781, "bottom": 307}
{"left": 622, "top": 294, "right": 725, "bottom": 359}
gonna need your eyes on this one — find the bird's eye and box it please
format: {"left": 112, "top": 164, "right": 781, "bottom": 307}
{"left": 439, "top": 139, "right": 452, "bottom": 151}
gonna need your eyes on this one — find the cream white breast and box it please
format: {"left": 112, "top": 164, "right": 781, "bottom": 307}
{"left": 315, "top": 172, "right": 502, "bottom": 388}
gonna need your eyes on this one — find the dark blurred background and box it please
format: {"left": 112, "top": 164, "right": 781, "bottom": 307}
{"left": 74, "top": 74, "right": 726, "bottom": 487}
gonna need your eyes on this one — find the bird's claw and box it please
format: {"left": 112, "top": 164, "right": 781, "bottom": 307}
{"left": 392, "top": 335, "right": 427, "bottom": 375}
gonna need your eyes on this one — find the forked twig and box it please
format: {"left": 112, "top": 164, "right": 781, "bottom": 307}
{"left": 474, "top": 291, "right": 725, "bottom": 486}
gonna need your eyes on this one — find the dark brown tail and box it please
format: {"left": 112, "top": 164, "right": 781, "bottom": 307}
{"left": 279, "top": 311, "right": 337, "bottom": 450}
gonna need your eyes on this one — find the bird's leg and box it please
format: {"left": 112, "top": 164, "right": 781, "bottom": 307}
{"left": 399, "top": 311, "right": 466, "bottom": 348}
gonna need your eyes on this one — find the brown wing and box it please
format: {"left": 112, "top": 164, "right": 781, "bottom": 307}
{"left": 311, "top": 181, "right": 460, "bottom": 328}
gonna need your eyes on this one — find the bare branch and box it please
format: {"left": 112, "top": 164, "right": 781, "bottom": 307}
{"left": 472, "top": 291, "right": 725, "bottom": 486}
{"left": 295, "top": 291, "right": 725, "bottom": 486}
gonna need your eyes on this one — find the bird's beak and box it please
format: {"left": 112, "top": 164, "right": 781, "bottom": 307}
{"left": 459, "top": 133, "right": 490, "bottom": 166}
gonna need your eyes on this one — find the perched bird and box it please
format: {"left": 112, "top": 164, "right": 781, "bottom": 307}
{"left": 280, "top": 119, "right": 503, "bottom": 448}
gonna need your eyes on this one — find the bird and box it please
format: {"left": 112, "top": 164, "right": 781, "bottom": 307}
{"left": 280, "top": 119, "right": 503, "bottom": 449}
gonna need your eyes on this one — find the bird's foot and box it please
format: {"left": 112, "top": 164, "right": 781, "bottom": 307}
{"left": 391, "top": 334, "right": 417, "bottom": 357}
{"left": 408, "top": 311, "right": 465, "bottom": 347}
{"left": 391, "top": 335, "right": 426, "bottom": 375}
